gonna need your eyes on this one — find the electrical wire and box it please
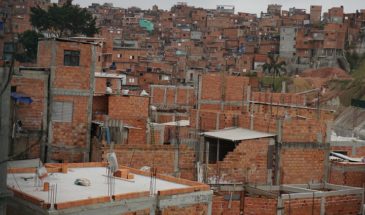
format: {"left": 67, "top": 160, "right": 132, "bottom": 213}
{"left": 0, "top": 132, "right": 43, "bottom": 165}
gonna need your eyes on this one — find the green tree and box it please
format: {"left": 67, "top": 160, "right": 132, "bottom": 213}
{"left": 30, "top": 0, "right": 98, "bottom": 38}
{"left": 15, "top": 30, "right": 44, "bottom": 63}
{"left": 262, "top": 53, "right": 286, "bottom": 91}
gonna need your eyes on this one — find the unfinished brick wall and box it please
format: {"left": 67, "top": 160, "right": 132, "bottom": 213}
{"left": 99, "top": 144, "right": 196, "bottom": 180}
{"left": 50, "top": 95, "right": 89, "bottom": 162}
{"left": 190, "top": 109, "right": 241, "bottom": 131}
{"left": 212, "top": 194, "right": 277, "bottom": 215}
{"left": 329, "top": 162, "right": 365, "bottom": 187}
{"left": 94, "top": 77, "right": 120, "bottom": 94}
{"left": 108, "top": 95, "right": 149, "bottom": 144}
{"left": 250, "top": 103, "right": 335, "bottom": 122}
{"left": 212, "top": 195, "right": 241, "bottom": 215}
{"left": 280, "top": 144, "right": 326, "bottom": 184}
{"left": 92, "top": 96, "right": 108, "bottom": 117}
{"left": 36, "top": 39, "right": 100, "bottom": 162}
{"left": 161, "top": 204, "right": 208, "bottom": 215}
{"left": 283, "top": 198, "right": 321, "bottom": 215}
{"left": 251, "top": 92, "right": 305, "bottom": 106}
{"left": 325, "top": 194, "right": 362, "bottom": 215}
{"left": 331, "top": 144, "right": 365, "bottom": 157}
{"left": 11, "top": 76, "right": 45, "bottom": 130}
{"left": 191, "top": 110, "right": 327, "bottom": 143}
{"left": 200, "top": 74, "right": 249, "bottom": 103}
{"left": 208, "top": 138, "right": 271, "bottom": 184}
{"left": 239, "top": 112, "right": 327, "bottom": 143}
{"left": 150, "top": 85, "right": 195, "bottom": 109}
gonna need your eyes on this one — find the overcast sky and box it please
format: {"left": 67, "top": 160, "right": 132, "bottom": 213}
{"left": 55, "top": 0, "right": 364, "bottom": 15}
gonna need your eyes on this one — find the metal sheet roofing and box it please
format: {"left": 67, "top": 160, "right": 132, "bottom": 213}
{"left": 202, "top": 127, "right": 276, "bottom": 141}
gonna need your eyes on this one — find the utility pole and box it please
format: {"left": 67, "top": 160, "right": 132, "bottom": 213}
{"left": 0, "top": 6, "right": 16, "bottom": 214}
{"left": 0, "top": 67, "right": 11, "bottom": 215}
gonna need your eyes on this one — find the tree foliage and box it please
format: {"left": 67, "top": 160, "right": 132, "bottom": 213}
{"left": 262, "top": 53, "right": 286, "bottom": 91}
{"left": 15, "top": 30, "right": 44, "bottom": 62}
{"left": 30, "top": 1, "right": 98, "bottom": 38}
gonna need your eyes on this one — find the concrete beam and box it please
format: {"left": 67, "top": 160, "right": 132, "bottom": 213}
{"left": 52, "top": 88, "right": 90, "bottom": 96}
{"left": 199, "top": 100, "right": 243, "bottom": 106}
{"left": 280, "top": 185, "right": 315, "bottom": 193}
{"left": 281, "top": 188, "right": 363, "bottom": 200}
{"left": 49, "top": 196, "right": 155, "bottom": 215}
{"left": 158, "top": 190, "right": 213, "bottom": 209}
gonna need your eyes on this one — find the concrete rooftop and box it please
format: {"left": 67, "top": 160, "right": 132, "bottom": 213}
{"left": 7, "top": 167, "right": 188, "bottom": 203}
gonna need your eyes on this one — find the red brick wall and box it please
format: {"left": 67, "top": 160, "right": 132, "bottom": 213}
{"left": 191, "top": 110, "right": 327, "bottom": 143}
{"left": 108, "top": 95, "right": 149, "bottom": 145}
{"left": 208, "top": 138, "right": 271, "bottom": 184}
{"left": 212, "top": 195, "right": 241, "bottom": 215}
{"left": 325, "top": 194, "right": 362, "bottom": 215}
{"left": 162, "top": 204, "right": 208, "bottom": 215}
{"left": 212, "top": 194, "right": 362, "bottom": 215}
{"left": 200, "top": 74, "right": 249, "bottom": 102}
{"left": 251, "top": 92, "right": 305, "bottom": 106}
{"left": 244, "top": 197, "right": 277, "bottom": 215}
{"left": 329, "top": 162, "right": 365, "bottom": 187}
{"left": 94, "top": 77, "right": 120, "bottom": 94}
{"left": 50, "top": 95, "right": 89, "bottom": 162}
{"left": 150, "top": 86, "right": 195, "bottom": 108}
{"left": 283, "top": 198, "right": 321, "bottom": 215}
{"left": 92, "top": 96, "right": 108, "bottom": 117}
{"left": 99, "top": 144, "right": 196, "bottom": 180}
{"left": 331, "top": 145, "right": 365, "bottom": 157}
{"left": 212, "top": 194, "right": 277, "bottom": 215}
{"left": 11, "top": 77, "right": 45, "bottom": 130}
{"left": 280, "top": 145, "right": 326, "bottom": 184}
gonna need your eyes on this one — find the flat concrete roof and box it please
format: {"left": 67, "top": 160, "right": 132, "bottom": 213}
{"left": 203, "top": 127, "right": 276, "bottom": 142}
{"left": 7, "top": 167, "right": 188, "bottom": 203}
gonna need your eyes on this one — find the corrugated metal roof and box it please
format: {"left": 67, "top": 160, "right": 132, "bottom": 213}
{"left": 203, "top": 127, "right": 275, "bottom": 141}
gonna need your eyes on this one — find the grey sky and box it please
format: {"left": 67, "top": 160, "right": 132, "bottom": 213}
{"left": 55, "top": 0, "right": 364, "bottom": 15}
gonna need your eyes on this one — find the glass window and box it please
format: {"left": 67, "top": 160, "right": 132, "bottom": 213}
{"left": 64, "top": 50, "right": 80, "bottom": 66}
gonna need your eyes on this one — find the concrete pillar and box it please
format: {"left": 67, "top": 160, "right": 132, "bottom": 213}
{"left": 173, "top": 143, "right": 180, "bottom": 177}
{"left": 205, "top": 141, "right": 209, "bottom": 183}
{"left": 320, "top": 196, "right": 326, "bottom": 215}
{"left": 85, "top": 45, "right": 97, "bottom": 162}
{"left": 246, "top": 86, "right": 251, "bottom": 113}
{"left": 276, "top": 197, "right": 284, "bottom": 215}
{"left": 163, "top": 88, "right": 167, "bottom": 105}
{"left": 207, "top": 201, "right": 212, "bottom": 215}
{"left": 281, "top": 81, "right": 286, "bottom": 93}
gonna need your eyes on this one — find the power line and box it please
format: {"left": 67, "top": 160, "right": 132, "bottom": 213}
{"left": 0, "top": 132, "right": 43, "bottom": 165}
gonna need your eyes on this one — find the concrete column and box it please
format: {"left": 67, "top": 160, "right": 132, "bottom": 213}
{"left": 173, "top": 143, "right": 180, "bottom": 177}
{"left": 163, "top": 88, "right": 167, "bottom": 106}
{"left": 320, "top": 196, "right": 326, "bottom": 215}
{"left": 197, "top": 75, "right": 202, "bottom": 110}
{"left": 46, "top": 40, "right": 57, "bottom": 162}
{"left": 205, "top": 141, "right": 209, "bottom": 183}
{"left": 85, "top": 45, "right": 97, "bottom": 162}
{"left": 276, "top": 197, "right": 284, "bottom": 215}
{"left": 207, "top": 201, "right": 212, "bottom": 215}
{"left": 276, "top": 119, "right": 283, "bottom": 143}
{"left": 281, "top": 81, "right": 286, "bottom": 93}
{"left": 215, "top": 112, "right": 220, "bottom": 130}
{"left": 246, "top": 86, "right": 251, "bottom": 113}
